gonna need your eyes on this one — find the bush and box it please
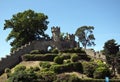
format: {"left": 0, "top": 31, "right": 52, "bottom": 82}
{"left": 22, "top": 54, "right": 57, "bottom": 61}
{"left": 39, "top": 71, "right": 57, "bottom": 82}
{"left": 51, "top": 48, "right": 59, "bottom": 54}
{"left": 33, "top": 67, "right": 40, "bottom": 72}
{"left": 82, "top": 62, "right": 97, "bottom": 77}
{"left": 39, "top": 62, "right": 51, "bottom": 68}
{"left": 14, "top": 65, "right": 26, "bottom": 72}
{"left": 64, "top": 59, "right": 71, "bottom": 64}
{"left": 54, "top": 74, "right": 81, "bottom": 82}
{"left": 78, "top": 54, "right": 91, "bottom": 61}
{"left": 7, "top": 70, "right": 38, "bottom": 82}
{"left": 73, "top": 62, "right": 83, "bottom": 73}
{"left": 50, "top": 62, "right": 83, "bottom": 74}
{"left": 60, "top": 54, "right": 71, "bottom": 60}
{"left": 54, "top": 56, "right": 64, "bottom": 64}
{"left": 93, "top": 67, "right": 111, "bottom": 79}
{"left": 71, "top": 54, "right": 79, "bottom": 62}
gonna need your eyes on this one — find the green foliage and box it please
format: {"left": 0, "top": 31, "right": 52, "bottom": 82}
{"left": 51, "top": 48, "right": 59, "bottom": 54}
{"left": 4, "top": 9, "right": 49, "bottom": 51}
{"left": 7, "top": 70, "right": 38, "bottom": 82}
{"left": 82, "top": 62, "right": 97, "bottom": 77}
{"left": 104, "top": 39, "right": 119, "bottom": 55}
{"left": 53, "top": 74, "right": 80, "bottom": 82}
{"left": 93, "top": 67, "right": 111, "bottom": 79}
{"left": 50, "top": 62, "right": 83, "bottom": 74}
{"left": 64, "top": 59, "right": 71, "bottom": 64}
{"left": 103, "top": 39, "right": 120, "bottom": 76}
{"left": 95, "top": 60, "right": 107, "bottom": 67}
{"left": 23, "top": 54, "right": 57, "bottom": 61}
{"left": 32, "top": 67, "right": 40, "bottom": 72}
{"left": 26, "top": 66, "right": 40, "bottom": 73}
{"left": 39, "top": 71, "right": 57, "bottom": 82}
{"left": 71, "top": 54, "right": 79, "bottom": 62}
{"left": 39, "top": 62, "right": 51, "bottom": 68}
{"left": 14, "top": 65, "right": 26, "bottom": 72}
{"left": 75, "top": 26, "right": 95, "bottom": 48}
{"left": 54, "top": 56, "right": 64, "bottom": 64}
{"left": 60, "top": 54, "right": 71, "bottom": 60}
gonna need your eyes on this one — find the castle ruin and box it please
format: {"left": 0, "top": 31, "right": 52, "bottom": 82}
{"left": 0, "top": 27, "right": 78, "bottom": 75}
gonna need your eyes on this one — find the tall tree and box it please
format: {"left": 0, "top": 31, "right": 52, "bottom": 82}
{"left": 103, "top": 39, "right": 120, "bottom": 76}
{"left": 4, "top": 9, "right": 49, "bottom": 51}
{"left": 75, "top": 26, "right": 95, "bottom": 49}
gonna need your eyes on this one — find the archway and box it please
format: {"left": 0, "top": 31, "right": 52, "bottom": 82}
{"left": 47, "top": 46, "right": 53, "bottom": 52}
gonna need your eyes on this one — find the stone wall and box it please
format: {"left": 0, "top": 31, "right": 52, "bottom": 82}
{"left": 0, "top": 41, "right": 34, "bottom": 74}
{"left": 0, "top": 38, "right": 78, "bottom": 74}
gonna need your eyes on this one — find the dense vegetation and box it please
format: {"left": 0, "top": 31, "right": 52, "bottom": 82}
{"left": 4, "top": 48, "right": 119, "bottom": 82}
{"left": 4, "top": 10, "right": 49, "bottom": 51}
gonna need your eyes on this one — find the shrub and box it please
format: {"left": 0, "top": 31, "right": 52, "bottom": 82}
{"left": 78, "top": 54, "right": 91, "bottom": 61}
{"left": 39, "top": 62, "right": 51, "bottom": 68}
{"left": 54, "top": 56, "right": 64, "bottom": 64}
{"left": 27, "top": 66, "right": 40, "bottom": 73}
{"left": 54, "top": 74, "right": 81, "bottom": 82}
{"left": 14, "top": 65, "right": 26, "bottom": 72}
{"left": 50, "top": 62, "right": 83, "bottom": 74}
{"left": 22, "top": 54, "right": 57, "bottom": 61}
{"left": 64, "top": 59, "right": 71, "bottom": 64}
{"left": 60, "top": 54, "right": 71, "bottom": 60}
{"left": 82, "top": 62, "right": 97, "bottom": 77}
{"left": 40, "top": 71, "right": 57, "bottom": 82}
{"left": 71, "top": 54, "right": 79, "bottom": 62}
{"left": 33, "top": 66, "right": 40, "bottom": 72}
{"left": 51, "top": 48, "right": 59, "bottom": 54}
{"left": 7, "top": 70, "right": 38, "bottom": 82}
{"left": 93, "top": 67, "right": 111, "bottom": 79}
{"left": 73, "top": 62, "right": 83, "bottom": 73}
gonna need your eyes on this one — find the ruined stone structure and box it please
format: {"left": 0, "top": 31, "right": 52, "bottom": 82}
{"left": 0, "top": 27, "right": 78, "bottom": 75}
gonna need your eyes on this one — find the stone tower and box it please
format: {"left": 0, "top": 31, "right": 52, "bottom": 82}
{"left": 67, "top": 34, "right": 75, "bottom": 41}
{"left": 51, "top": 26, "right": 60, "bottom": 41}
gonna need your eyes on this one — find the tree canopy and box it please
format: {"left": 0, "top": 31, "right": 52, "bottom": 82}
{"left": 103, "top": 39, "right": 119, "bottom": 55}
{"left": 103, "top": 39, "right": 120, "bottom": 76}
{"left": 4, "top": 9, "right": 49, "bottom": 51}
{"left": 75, "top": 26, "right": 95, "bottom": 49}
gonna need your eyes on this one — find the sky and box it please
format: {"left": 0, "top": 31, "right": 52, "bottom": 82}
{"left": 0, "top": 0, "right": 120, "bottom": 58}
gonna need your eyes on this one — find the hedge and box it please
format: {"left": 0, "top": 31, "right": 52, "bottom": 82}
{"left": 22, "top": 54, "right": 57, "bottom": 61}
{"left": 50, "top": 62, "right": 83, "bottom": 73}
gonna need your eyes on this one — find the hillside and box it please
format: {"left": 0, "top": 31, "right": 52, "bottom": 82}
{"left": 1, "top": 48, "right": 120, "bottom": 82}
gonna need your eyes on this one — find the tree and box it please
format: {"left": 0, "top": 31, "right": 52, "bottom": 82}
{"left": 103, "top": 39, "right": 120, "bottom": 76}
{"left": 4, "top": 9, "right": 49, "bottom": 51}
{"left": 75, "top": 26, "right": 95, "bottom": 49}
